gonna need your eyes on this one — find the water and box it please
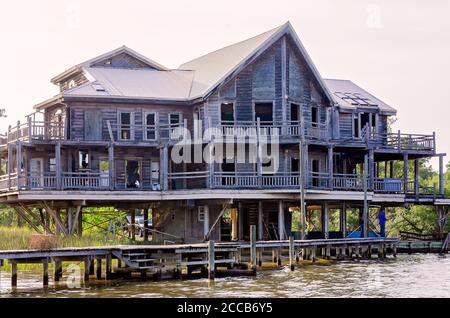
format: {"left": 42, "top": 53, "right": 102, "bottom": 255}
{"left": 1, "top": 254, "right": 449, "bottom": 298}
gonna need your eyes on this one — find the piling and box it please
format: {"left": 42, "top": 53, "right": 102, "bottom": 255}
{"left": 106, "top": 254, "right": 112, "bottom": 280}
{"left": 54, "top": 260, "right": 62, "bottom": 282}
{"left": 289, "top": 236, "right": 295, "bottom": 271}
{"left": 96, "top": 257, "right": 102, "bottom": 279}
{"left": 84, "top": 258, "right": 90, "bottom": 282}
{"left": 208, "top": 240, "right": 215, "bottom": 281}
{"left": 43, "top": 260, "right": 49, "bottom": 287}
{"left": 11, "top": 262, "right": 17, "bottom": 287}
{"left": 250, "top": 225, "right": 257, "bottom": 274}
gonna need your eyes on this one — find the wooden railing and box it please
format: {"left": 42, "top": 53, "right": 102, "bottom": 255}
{"left": 333, "top": 174, "right": 365, "bottom": 191}
{"left": 0, "top": 173, "right": 18, "bottom": 192}
{"left": 372, "top": 131, "right": 435, "bottom": 151}
{"left": 1, "top": 120, "right": 65, "bottom": 145}
{"left": 107, "top": 121, "right": 185, "bottom": 142}
{"left": 212, "top": 172, "right": 259, "bottom": 188}
{"left": 61, "top": 172, "right": 109, "bottom": 190}
{"left": 261, "top": 173, "right": 300, "bottom": 188}
{"left": 23, "top": 173, "right": 57, "bottom": 190}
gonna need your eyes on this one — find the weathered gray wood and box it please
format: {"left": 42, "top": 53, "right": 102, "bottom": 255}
{"left": 289, "top": 236, "right": 295, "bottom": 271}
{"left": 207, "top": 240, "right": 215, "bottom": 281}
{"left": 54, "top": 260, "right": 62, "bottom": 282}
{"left": 403, "top": 153, "right": 409, "bottom": 194}
{"left": 363, "top": 155, "right": 369, "bottom": 238}
{"left": 43, "top": 260, "right": 49, "bottom": 286}
{"left": 106, "top": 254, "right": 112, "bottom": 280}
{"left": 11, "top": 261, "right": 17, "bottom": 287}
{"left": 84, "top": 258, "right": 91, "bottom": 281}
{"left": 143, "top": 208, "right": 149, "bottom": 242}
{"left": 250, "top": 225, "right": 257, "bottom": 274}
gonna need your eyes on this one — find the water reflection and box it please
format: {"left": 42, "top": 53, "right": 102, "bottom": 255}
{"left": 1, "top": 254, "right": 449, "bottom": 298}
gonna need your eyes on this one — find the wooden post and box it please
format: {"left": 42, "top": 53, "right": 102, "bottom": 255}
{"left": 130, "top": 209, "right": 136, "bottom": 241}
{"left": 16, "top": 141, "right": 22, "bottom": 189}
{"left": 414, "top": 159, "right": 419, "bottom": 198}
{"left": 323, "top": 202, "right": 329, "bottom": 239}
{"left": 238, "top": 202, "right": 244, "bottom": 240}
{"left": 67, "top": 207, "right": 73, "bottom": 235}
{"left": 278, "top": 200, "right": 284, "bottom": 240}
{"left": 258, "top": 201, "right": 263, "bottom": 241}
{"left": 368, "top": 149, "right": 374, "bottom": 189}
{"left": 144, "top": 208, "right": 149, "bottom": 242}
{"left": 327, "top": 146, "right": 333, "bottom": 189}
{"left": 11, "top": 261, "right": 17, "bottom": 287}
{"left": 54, "top": 260, "right": 62, "bottom": 282}
{"left": 363, "top": 155, "right": 369, "bottom": 238}
{"left": 84, "top": 258, "right": 90, "bottom": 282}
{"left": 272, "top": 249, "right": 277, "bottom": 263}
{"left": 96, "top": 257, "right": 102, "bottom": 279}
{"left": 389, "top": 160, "right": 394, "bottom": 178}
{"left": 311, "top": 246, "right": 316, "bottom": 262}
{"left": 106, "top": 254, "right": 112, "bottom": 280}
{"left": 289, "top": 236, "right": 295, "bottom": 271}
{"left": 300, "top": 141, "right": 307, "bottom": 240}
{"left": 43, "top": 260, "right": 49, "bottom": 287}
{"left": 403, "top": 153, "right": 409, "bottom": 193}
{"left": 77, "top": 208, "right": 83, "bottom": 237}
{"left": 250, "top": 225, "right": 257, "bottom": 275}
{"left": 439, "top": 154, "right": 444, "bottom": 195}
{"left": 108, "top": 143, "right": 115, "bottom": 190}
{"left": 341, "top": 203, "right": 347, "bottom": 238}
{"left": 203, "top": 205, "right": 210, "bottom": 240}
{"left": 162, "top": 144, "right": 169, "bottom": 191}
{"left": 208, "top": 240, "right": 215, "bottom": 281}
{"left": 55, "top": 142, "right": 61, "bottom": 190}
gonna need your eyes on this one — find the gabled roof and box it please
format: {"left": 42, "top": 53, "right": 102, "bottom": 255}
{"left": 63, "top": 67, "right": 198, "bottom": 101}
{"left": 179, "top": 21, "right": 333, "bottom": 102}
{"left": 323, "top": 79, "right": 396, "bottom": 115}
{"left": 51, "top": 46, "right": 168, "bottom": 84}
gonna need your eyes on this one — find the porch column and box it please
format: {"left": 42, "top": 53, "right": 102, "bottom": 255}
{"left": 161, "top": 144, "right": 169, "bottom": 191}
{"left": 323, "top": 202, "right": 329, "bottom": 239}
{"left": 439, "top": 154, "right": 444, "bottom": 196}
{"left": 16, "top": 141, "right": 22, "bottom": 189}
{"left": 403, "top": 153, "right": 409, "bottom": 194}
{"left": 238, "top": 202, "right": 244, "bottom": 240}
{"left": 278, "top": 200, "right": 284, "bottom": 240}
{"left": 143, "top": 208, "right": 149, "bottom": 242}
{"left": 203, "top": 205, "right": 210, "bottom": 240}
{"left": 258, "top": 201, "right": 263, "bottom": 240}
{"left": 67, "top": 207, "right": 73, "bottom": 235}
{"left": 7, "top": 143, "right": 13, "bottom": 189}
{"left": 130, "top": 209, "right": 136, "bottom": 241}
{"left": 327, "top": 146, "right": 333, "bottom": 189}
{"left": 363, "top": 155, "right": 369, "bottom": 238}
{"left": 414, "top": 159, "right": 419, "bottom": 196}
{"left": 341, "top": 203, "right": 347, "bottom": 238}
{"left": 389, "top": 160, "right": 394, "bottom": 178}
{"left": 108, "top": 143, "right": 114, "bottom": 190}
{"left": 303, "top": 143, "right": 309, "bottom": 188}
{"left": 368, "top": 149, "right": 374, "bottom": 190}
{"left": 55, "top": 142, "right": 61, "bottom": 190}
{"left": 77, "top": 208, "right": 83, "bottom": 237}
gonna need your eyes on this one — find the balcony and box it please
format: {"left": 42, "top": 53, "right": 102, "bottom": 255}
{"left": 0, "top": 120, "right": 65, "bottom": 145}
{"left": 106, "top": 121, "right": 185, "bottom": 143}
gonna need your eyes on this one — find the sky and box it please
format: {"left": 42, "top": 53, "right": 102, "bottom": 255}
{"left": 0, "top": 0, "right": 449, "bottom": 170}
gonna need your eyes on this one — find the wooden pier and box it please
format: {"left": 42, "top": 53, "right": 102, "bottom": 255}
{"left": 0, "top": 233, "right": 399, "bottom": 289}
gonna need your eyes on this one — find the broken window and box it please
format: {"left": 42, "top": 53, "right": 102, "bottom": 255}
{"left": 119, "top": 111, "right": 133, "bottom": 140}
{"left": 79, "top": 151, "right": 89, "bottom": 170}
{"left": 255, "top": 103, "right": 273, "bottom": 123}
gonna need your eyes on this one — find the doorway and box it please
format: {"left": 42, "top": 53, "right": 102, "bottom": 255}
{"left": 126, "top": 160, "right": 141, "bottom": 189}
{"left": 30, "top": 158, "right": 43, "bottom": 188}
{"left": 311, "top": 159, "right": 320, "bottom": 187}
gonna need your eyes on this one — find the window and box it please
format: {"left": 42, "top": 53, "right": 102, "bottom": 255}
{"left": 49, "top": 158, "right": 56, "bottom": 172}
{"left": 79, "top": 151, "right": 89, "bottom": 170}
{"left": 291, "top": 158, "right": 300, "bottom": 173}
{"left": 145, "top": 112, "right": 157, "bottom": 140}
{"left": 198, "top": 206, "right": 205, "bottom": 222}
{"left": 311, "top": 106, "right": 319, "bottom": 127}
{"left": 254, "top": 103, "right": 273, "bottom": 123}
{"left": 169, "top": 113, "right": 182, "bottom": 140}
{"left": 290, "top": 103, "right": 300, "bottom": 122}
{"left": 221, "top": 103, "right": 234, "bottom": 124}
{"left": 119, "top": 111, "right": 133, "bottom": 140}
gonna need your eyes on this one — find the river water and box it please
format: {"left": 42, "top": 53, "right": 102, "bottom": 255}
{"left": 0, "top": 254, "right": 449, "bottom": 298}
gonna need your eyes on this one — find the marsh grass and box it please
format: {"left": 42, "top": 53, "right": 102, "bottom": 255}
{"left": 0, "top": 226, "right": 133, "bottom": 271}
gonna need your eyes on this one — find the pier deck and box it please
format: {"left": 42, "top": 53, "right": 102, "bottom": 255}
{"left": 0, "top": 237, "right": 399, "bottom": 288}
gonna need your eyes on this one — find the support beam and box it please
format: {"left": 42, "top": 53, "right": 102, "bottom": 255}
{"left": 55, "top": 142, "right": 61, "bottom": 190}
{"left": 96, "top": 257, "right": 102, "bottom": 279}
{"left": 143, "top": 208, "right": 149, "bottom": 242}
{"left": 106, "top": 254, "right": 112, "bottom": 280}
{"left": 258, "top": 201, "right": 263, "bottom": 240}
{"left": 130, "top": 209, "right": 136, "bottom": 241}
{"left": 389, "top": 160, "right": 394, "bottom": 178}
{"left": 16, "top": 141, "right": 22, "bottom": 189}
{"left": 414, "top": 159, "right": 420, "bottom": 197}
{"left": 43, "top": 260, "right": 49, "bottom": 287}
{"left": 439, "top": 155, "right": 444, "bottom": 196}
{"left": 108, "top": 143, "right": 115, "bottom": 190}
{"left": 289, "top": 236, "right": 295, "bottom": 271}
{"left": 368, "top": 149, "right": 374, "bottom": 189}
{"left": 327, "top": 146, "right": 333, "bottom": 188}
{"left": 67, "top": 207, "right": 74, "bottom": 235}
{"left": 363, "top": 155, "right": 369, "bottom": 238}
{"left": 11, "top": 262, "right": 17, "bottom": 287}
{"left": 238, "top": 202, "right": 244, "bottom": 240}
{"left": 278, "top": 200, "right": 284, "bottom": 240}
{"left": 203, "top": 205, "right": 210, "bottom": 240}
{"left": 299, "top": 141, "right": 307, "bottom": 240}
{"left": 54, "top": 260, "right": 62, "bottom": 282}
{"left": 403, "top": 153, "right": 409, "bottom": 194}
{"left": 323, "top": 202, "right": 329, "bottom": 239}
{"left": 207, "top": 240, "right": 215, "bottom": 281}
{"left": 77, "top": 208, "right": 83, "bottom": 237}
{"left": 84, "top": 258, "right": 91, "bottom": 282}
{"left": 41, "top": 202, "right": 68, "bottom": 236}
{"left": 341, "top": 203, "right": 347, "bottom": 238}
{"left": 250, "top": 225, "right": 257, "bottom": 275}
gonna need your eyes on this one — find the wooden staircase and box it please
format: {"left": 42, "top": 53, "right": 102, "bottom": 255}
{"left": 112, "top": 249, "right": 160, "bottom": 270}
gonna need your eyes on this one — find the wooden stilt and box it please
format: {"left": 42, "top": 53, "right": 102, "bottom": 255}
{"left": 106, "top": 254, "right": 112, "bottom": 279}
{"left": 96, "top": 257, "right": 102, "bottom": 279}
{"left": 43, "top": 260, "right": 49, "bottom": 287}
{"left": 250, "top": 225, "right": 257, "bottom": 274}
{"left": 143, "top": 208, "right": 149, "bottom": 242}
{"left": 208, "top": 240, "right": 215, "bottom": 281}
{"left": 277, "top": 248, "right": 282, "bottom": 266}
{"left": 54, "top": 260, "right": 62, "bottom": 282}
{"left": 11, "top": 262, "right": 17, "bottom": 287}
{"left": 311, "top": 247, "right": 316, "bottom": 262}
{"left": 84, "top": 258, "right": 90, "bottom": 282}
{"left": 289, "top": 236, "right": 295, "bottom": 271}
{"left": 272, "top": 249, "right": 277, "bottom": 263}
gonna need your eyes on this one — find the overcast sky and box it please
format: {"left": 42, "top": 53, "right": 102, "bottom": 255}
{"left": 0, "top": 0, "right": 449, "bottom": 169}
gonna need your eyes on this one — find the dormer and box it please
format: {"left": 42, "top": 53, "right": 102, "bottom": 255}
{"left": 51, "top": 46, "right": 167, "bottom": 92}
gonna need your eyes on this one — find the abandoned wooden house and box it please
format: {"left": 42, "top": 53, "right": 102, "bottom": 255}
{"left": 0, "top": 22, "right": 448, "bottom": 243}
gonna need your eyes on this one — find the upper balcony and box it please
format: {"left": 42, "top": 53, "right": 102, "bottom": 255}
{"left": 0, "top": 119, "right": 65, "bottom": 146}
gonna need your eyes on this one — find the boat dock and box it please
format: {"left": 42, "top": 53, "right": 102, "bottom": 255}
{"left": 0, "top": 231, "right": 399, "bottom": 288}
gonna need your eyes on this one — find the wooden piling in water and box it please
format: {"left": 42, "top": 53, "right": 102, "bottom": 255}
{"left": 96, "top": 257, "right": 102, "bottom": 279}
{"left": 84, "top": 258, "right": 90, "bottom": 282}
{"left": 106, "top": 254, "right": 112, "bottom": 280}
{"left": 289, "top": 236, "right": 295, "bottom": 271}
{"left": 208, "top": 240, "right": 215, "bottom": 281}
{"left": 11, "top": 261, "right": 17, "bottom": 287}
{"left": 43, "top": 260, "right": 49, "bottom": 287}
{"left": 54, "top": 260, "right": 62, "bottom": 282}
